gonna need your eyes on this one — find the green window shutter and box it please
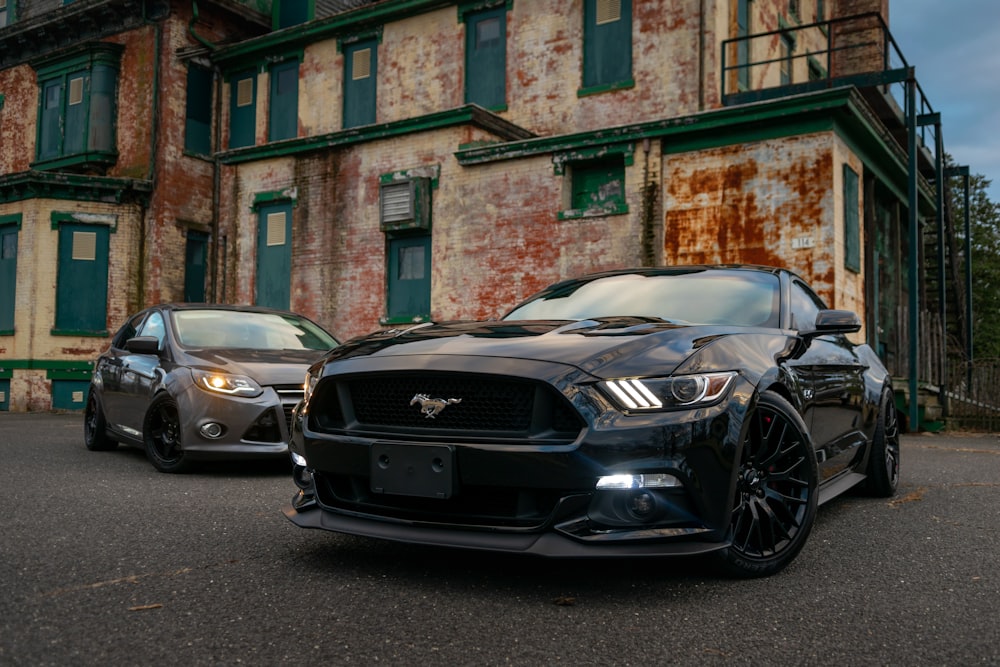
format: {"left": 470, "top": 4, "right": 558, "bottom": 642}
{"left": 464, "top": 7, "right": 507, "bottom": 109}
{"left": 63, "top": 72, "right": 88, "bottom": 155}
{"left": 255, "top": 202, "right": 292, "bottom": 309}
{"left": 276, "top": 0, "right": 311, "bottom": 28}
{"left": 39, "top": 79, "right": 63, "bottom": 160}
{"left": 843, "top": 164, "right": 861, "bottom": 273}
{"left": 185, "top": 64, "right": 213, "bottom": 154}
{"left": 737, "top": 0, "right": 751, "bottom": 91}
{"left": 582, "top": 0, "right": 632, "bottom": 90}
{"left": 229, "top": 71, "right": 257, "bottom": 149}
{"left": 386, "top": 233, "right": 431, "bottom": 323}
{"left": 0, "top": 223, "right": 17, "bottom": 333}
{"left": 55, "top": 223, "right": 109, "bottom": 333}
{"left": 571, "top": 160, "right": 625, "bottom": 211}
{"left": 51, "top": 379, "right": 89, "bottom": 410}
{"left": 88, "top": 64, "right": 116, "bottom": 152}
{"left": 184, "top": 231, "right": 209, "bottom": 302}
{"left": 269, "top": 59, "right": 299, "bottom": 142}
{"left": 343, "top": 39, "right": 377, "bottom": 129}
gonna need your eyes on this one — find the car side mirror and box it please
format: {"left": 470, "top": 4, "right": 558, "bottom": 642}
{"left": 803, "top": 310, "right": 862, "bottom": 337}
{"left": 125, "top": 336, "right": 161, "bottom": 355}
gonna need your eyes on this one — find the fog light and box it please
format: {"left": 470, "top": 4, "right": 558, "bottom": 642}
{"left": 596, "top": 473, "right": 681, "bottom": 489}
{"left": 629, "top": 491, "right": 656, "bottom": 517}
{"left": 199, "top": 422, "right": 224, "bottom": 439}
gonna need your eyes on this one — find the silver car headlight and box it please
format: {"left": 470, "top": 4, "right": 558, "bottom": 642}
{"left": 600, "top": 371, "right": 737, "bottom": 411}
{"left": 191, "top": 369, "right": 264, "bottom": 397}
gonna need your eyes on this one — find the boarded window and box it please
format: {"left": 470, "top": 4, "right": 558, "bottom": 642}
{"left": 68, "top": 77, "right": 83, "bottom": 105}
{"left": 596, "top": 0, "right": 621, "bottom": 24}
{"left": 352, "top": 48, "right": 371, "bottom": 80}
{"left": 71, "top": 231, "right": 97, "bottom": 261}
{"left": 237, "top": 78, "right": 254, "bottom": 107}
{"left": 266, "top": 212, "right": 287, "bottom": 246}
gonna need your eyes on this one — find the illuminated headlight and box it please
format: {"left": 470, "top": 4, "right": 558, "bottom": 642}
{"left": 596, "top": 473, "right": 681, "bottom": 489}
{"left": 600, "top": 371, "right": 737, "bottom": 411}
{"left": 191, "top": 369, "right": 263, "bottom": 397}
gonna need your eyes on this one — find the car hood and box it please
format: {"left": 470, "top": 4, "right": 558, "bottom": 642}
{"left": 179, "top": 348, "right": 327, "bottom": 385}
{"left": 321, "top": 319, "right": 797, "bottom": 379}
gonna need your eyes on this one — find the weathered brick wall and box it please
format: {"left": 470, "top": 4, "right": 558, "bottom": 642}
{"left": 0, "top": 199, "right": 142, "bottom": 411}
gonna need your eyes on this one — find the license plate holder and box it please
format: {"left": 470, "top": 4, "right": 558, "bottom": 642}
{"left": 370, "top": 443, "right": 455, "bottom": 499}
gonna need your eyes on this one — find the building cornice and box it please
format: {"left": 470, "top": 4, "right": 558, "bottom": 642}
{"left": 0, "top": 171, "right": 153, "bottom": 205}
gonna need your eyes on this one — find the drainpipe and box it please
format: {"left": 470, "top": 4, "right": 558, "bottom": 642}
{"left": 697, "top": 0, "right": 706, "bottom": 110}
{"left": 905, "top": 70, "right": 919, "bottom": 431}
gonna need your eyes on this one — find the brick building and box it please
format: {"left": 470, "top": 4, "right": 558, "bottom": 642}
{"left": 0, "top": 0, "right": 957, "bottom": 425}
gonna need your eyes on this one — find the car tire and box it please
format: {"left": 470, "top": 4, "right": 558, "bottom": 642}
{"left": 714, "top": 390, "right": 819, "bottom": 578}
{"left": 143, "top": 394, "right": 191, "bottom": 473}
{"left": 84, "top": 391, "right": 118, "bottom": 451}
{"left": 862, "top": 389, "right": 900, "bottom": 497}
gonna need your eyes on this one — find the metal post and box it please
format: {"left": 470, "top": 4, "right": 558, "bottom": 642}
{"left": 964, "top": 172, "right": 973, "bottom": 389}
{"left": 906, "top": 72, "right": 920, "bottom": 431}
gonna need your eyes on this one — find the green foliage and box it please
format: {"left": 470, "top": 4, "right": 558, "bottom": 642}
{"left": 949, "top": 169, "right": 1000, "bottom": 359}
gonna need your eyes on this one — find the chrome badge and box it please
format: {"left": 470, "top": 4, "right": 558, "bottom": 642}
{"left": 410, "top": 393, "right": 462, "bottom": 418}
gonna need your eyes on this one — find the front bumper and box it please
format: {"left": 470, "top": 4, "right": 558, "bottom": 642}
{"left": 285, "top": 373, "right": 755, "bottom": 556}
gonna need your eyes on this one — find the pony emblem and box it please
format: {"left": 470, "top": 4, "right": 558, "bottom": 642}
{"left": 410, "top": 394, "right": 462, "bottom": 418}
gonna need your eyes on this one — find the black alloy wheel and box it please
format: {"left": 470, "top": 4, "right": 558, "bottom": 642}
{"left": 84, "top": 391, "right": 118, "bottom": 451}
{"left": 863, "top": 389, "right": 901, "bottom": 497}
{"left": 715, "top": 391, "right": 818, "bottom": 578}
{"left": 143, "top": 394, "right": 190, "bottom": 473}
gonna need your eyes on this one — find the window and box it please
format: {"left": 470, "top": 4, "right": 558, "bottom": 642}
{"left": 0, "top": 216, "right": 19, "bottom": 335}
{"left": 137, "top": 310, "right": 166, "bottom": 348}
{"left": 32, "top": 43, "right": 123, "bottom": 170}
{"left": 736, "top": 0, "right": 752, "bottom": 91}
{"left": 229, "top": 70, "right": 256, "bottom": 149}
{"left": 561, "top": 159, "right": 628, "bottom": 219}
{"left": 184, "top": 231, "right": 209, "bottom": 302}
{"left": 790, "top": 279, "right": 827, "bottom": 331}
{"left": 788, "top": 0, "right": 800, "bottom": 21}
{"left": 269, "top": 59, "right": 299, "bottom": 142}
{"left": 581, "top": 0, "right": 633, "bottom": 93}
{"left": 274, "top": 0, "right": 311, "bottom": 29}
{"left": 385, "top": 234, "right": 431, "bottom": 323}
{"left": 0, "top": 0, "right": 12, "bottom": 27}
{"left": 464, "top": 6, "right": 507, "bottom": 110}
{"left": 343, "top": 39, "right": 377, "bottom": 128}
{"left": 780, "top": 33, "right": 794, "bottom": 85}
{"left": 843, "top": 165, "right": 861, "bottom": 273}
{"left": 185, "top": 64, "right": 213, "bottom": 155}
{"left": 53, "top": 218, "right": 110, "bottom": 335}
{"left": 816, "top": 0, "right": 825, "bottom": 22}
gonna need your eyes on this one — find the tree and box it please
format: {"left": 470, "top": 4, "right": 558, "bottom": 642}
{"left": 948, "top": 170, "right": 1000, "bottom": 360}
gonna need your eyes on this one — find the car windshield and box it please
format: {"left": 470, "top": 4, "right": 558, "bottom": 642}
{"left": 172, "top": 310, "right": 337, "bottom": 351}
{"left": 503, "top": 270, "right": 781, "bottom": 328}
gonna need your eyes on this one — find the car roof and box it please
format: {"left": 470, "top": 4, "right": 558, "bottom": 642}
{"left": 151, "top": 303, "right": 307, "bottom": 317}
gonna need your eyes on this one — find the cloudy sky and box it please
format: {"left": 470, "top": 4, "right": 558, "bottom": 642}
{"left": 889, "top": 0, "right": 1000, "bottom": 202}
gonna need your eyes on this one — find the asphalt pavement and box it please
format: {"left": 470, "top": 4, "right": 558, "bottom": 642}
{"left": 1, "top": 413, "right": 998, "bottom": 666}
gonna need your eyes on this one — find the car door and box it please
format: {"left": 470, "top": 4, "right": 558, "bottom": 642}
{"left": 789, "top": 280, "right": 867, "bottom": 480}
{"left": 100, "top": 311, "right": 148, "bottom": 436}
{"left": 115, "top": 310, "right": 169, "bottom": 437}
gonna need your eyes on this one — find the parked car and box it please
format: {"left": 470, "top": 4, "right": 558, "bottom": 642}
{"left": 84, "top": 304, "right": 338, "bottom": 473}
{"left": 284, "top": 266, "right": 900, "bottom": 577}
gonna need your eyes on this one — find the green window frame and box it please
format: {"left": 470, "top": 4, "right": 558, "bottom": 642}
{"left": 32, "top": 43, "right": 123, "bottom": 171}
{"left": 268, "top": 59, "right": 299, "bottom": 142}
{"left": 580, "top": 0, "right": 633, "bottom": 95}
{"left": 343, "top": 39, "right": 378, "bottom": 129}
{"left": 843, "top": 165, "right": 861, "bottom": 273}
{"left": 736, "top": 0, "right": 752, "bottom": 91}
{"left": 0, "top": 215, "right": 20, "bottom": 335}
{"left": 229, "top": 70, "right": 257, "bottom": 149}
{"left": 184, "top": 230, "right": 209, "bottom": 302}
{"left": 185, "top": 64, "right": 213, "bottom": 155}
{"left": 0, "top": 0, "right": 14, "bottom": 27}
{"left": 562, "top": 160, "right": 628, "bottom": 219}
{"left": 780, "top": 32, "right": 794, "bottom": 86}
{"left": 274, "top": 0, "right": 312, "bottom": 29}
{"left": 52, "top": 215, "right": 111, "bottom": 336}
{"left": 464, "top": 6, "right": 507, "bottom": 110}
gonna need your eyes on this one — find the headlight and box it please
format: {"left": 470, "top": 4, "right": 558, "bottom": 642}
{"left": 191, "top": 369, "right": 263, "bottom": 397}
{"left": 600, "top": 371, "right": 737, "bottom": 411}
{"left": 302, "top": 367, "right": 321, "bottom": 405}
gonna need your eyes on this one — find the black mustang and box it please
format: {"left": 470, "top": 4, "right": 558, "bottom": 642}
{"left": 285, "top": 266, "right": 900, "bottom": 577}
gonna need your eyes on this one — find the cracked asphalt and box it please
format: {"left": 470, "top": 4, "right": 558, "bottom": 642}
{"left": 1, "top": 413, "right": 998, "bottom": 666}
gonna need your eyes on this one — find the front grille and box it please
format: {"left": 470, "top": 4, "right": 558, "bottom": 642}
{"left": 275, "top": 385, "right": 304, "bottom": 438}
{"left": 314, "top": 472, "right": 568, "bottom": 528}
{"left": 309, "top": 372, "right": 584, "bottom": 441}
